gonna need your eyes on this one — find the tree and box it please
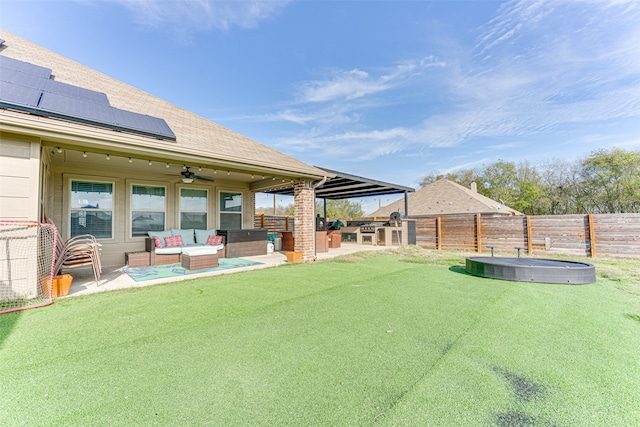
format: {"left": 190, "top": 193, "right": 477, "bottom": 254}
{"left": 255, "top": 204, "right": 295, "bottom": 216}
{"left": 578, "top": 148, "right": 640, "bottom": 213}
{"left": 480, "top": 160, "right": 518, "bottom": 207}
{"left": 315, "top": 199, "right": 364, "bottom": 218}
{"left": 418, "top": 169, "right": 480, "bottom": 188}
{"left": 538, "top": 159, "right": 579, "bottom": 214}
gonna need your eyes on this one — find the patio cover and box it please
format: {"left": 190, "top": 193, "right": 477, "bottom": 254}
{"left": 265, "top": 166, "right": 415, "bottom": 200}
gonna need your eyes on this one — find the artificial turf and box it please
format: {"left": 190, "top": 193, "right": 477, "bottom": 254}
{"left": 1, "top": 250, "right": 639, "bottom": 426}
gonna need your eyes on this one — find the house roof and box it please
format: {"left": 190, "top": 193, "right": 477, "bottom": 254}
{"left": 0, "top": 30, "right": 329, "bottom": 185}
{"left": 264, "top": 167, "right": 415, "bottom": 199}
{"left": 368, "top": 179, "right": 523, "bottom": 217}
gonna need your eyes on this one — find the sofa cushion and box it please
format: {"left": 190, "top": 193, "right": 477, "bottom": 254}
{"left": 164, "top": 235, "right": 184, "bottom": 247}
{"left": 182, "top": 246, "right": 218, "bottom": 256}
{"left": 206, "top": 235, "right": 223, "bottom": 246}
{"left": 195, "top": 228, "right": 217, "bottom": 244}
{"left": 152, "top": 236, "right": 162, "bottom": 248}
{"left": 148, "top": 230, "right": 173, "bottom": 248}
{"left": 171, "top": 228, "right": 195, "bottom": 245}
{"left": 155, "top": 246, "right": 183, "bottom": 255}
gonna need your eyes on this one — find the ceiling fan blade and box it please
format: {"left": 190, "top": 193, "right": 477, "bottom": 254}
{"left": 195, "top": 175, "right": 214, "bottom": 182}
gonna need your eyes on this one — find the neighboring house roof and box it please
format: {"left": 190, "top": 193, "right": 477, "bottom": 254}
{"left": 368, "top": 179, "right": 523, "bottom": 217}
{"left": 0, "top": 30, "right": 327, "bottom": 181}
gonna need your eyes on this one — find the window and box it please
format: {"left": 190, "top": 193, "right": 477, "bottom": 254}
{"left": 131, "top": 185, "right": 166, "bottom": 237}
{"left": 180, "top": 188, "right": 208, "bottom": 229}
{"left": 70, "top": 181, "right": 113, "bottom": 238}
{"left": 219, "top": 191, "right": 242, "bottom": 229}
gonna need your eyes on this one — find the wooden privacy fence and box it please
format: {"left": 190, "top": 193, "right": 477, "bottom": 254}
{"left": 254, "top": 213, "right": 640, "bottom": 258}
{"left": 254, "top": 214, "right": 293, "bottom": 232}
{"left": 412, "top": 213, "right": 640, "bottom": 259}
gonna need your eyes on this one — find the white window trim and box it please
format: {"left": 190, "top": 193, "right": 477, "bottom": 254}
{"left": 218, "top": 189, "right": 244, "bottom": 230}
{"left": 129, "top": 182, "right": 168, "bottom": 239}
{"left": 178, "top": 186, "right": 209, "bottom": 230}
{"left": 66, "top": 176, "right": 116, "bottom": 241}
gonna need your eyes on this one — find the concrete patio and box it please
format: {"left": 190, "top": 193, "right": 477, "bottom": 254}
{"left": 64, "top": 244, "right": 391, "bottom": 297}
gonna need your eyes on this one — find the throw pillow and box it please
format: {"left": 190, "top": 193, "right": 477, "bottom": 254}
{"left": 152, "top": 236, "right": 162, "bottom": 248}
{"left": 164, "top": 235, "right": 184, "bottom": 247}
{"left": 148, "top": 230, "right": 172, "bottom": 248}
{"left": 195, "top": 228, "right": 217, "bottom": 244}
{"left": 171, "top": 228, "right": 195, "bottom": 246}
{"left": 206, "top": 235, "right": 223, "bottom": 246}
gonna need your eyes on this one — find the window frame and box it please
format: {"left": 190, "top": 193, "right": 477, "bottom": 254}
{"left": 130, "top": 183, "right": 168, "bottom": 239}
{"left": 179, "top": 186, "right": 209, "bottom": 230}
{"left": 218, "top": 189, "right": 244, "bottom": 230}
{"left": 68, "top": 178, "right": 115, "bottom": 240}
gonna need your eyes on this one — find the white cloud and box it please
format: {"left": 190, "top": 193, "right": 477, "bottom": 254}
{"left": 116, "top": 0, "right": 291, "bottom": 33}
{"left": 297, "top": 69, "right": 389, "bottom": 103}
{"left": 229, "top": 1, "right": 640, "bottom": 170}
{"left": 296, "top": 56, "right": 446, "bottom": 103}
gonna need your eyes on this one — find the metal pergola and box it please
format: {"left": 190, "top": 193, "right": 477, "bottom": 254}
{"left": 264, "top": 166, "right": 415, "bottom": 217}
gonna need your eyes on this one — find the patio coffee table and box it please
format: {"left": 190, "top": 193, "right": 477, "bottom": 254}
{"left": 181, "top": 247, "right": 219, "bottom": 270}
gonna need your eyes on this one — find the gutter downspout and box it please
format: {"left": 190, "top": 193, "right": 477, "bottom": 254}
{"left": 313, "top": 176, "right": 328, "bottom": 190}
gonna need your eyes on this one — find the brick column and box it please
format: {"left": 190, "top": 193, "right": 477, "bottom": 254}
{"left": 293, "top": 180, "right": 315, "bottom": 261}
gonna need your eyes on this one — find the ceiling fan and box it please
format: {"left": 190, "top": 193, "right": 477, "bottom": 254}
{"left": 180, "top": 167, "right": 214, "bottom": 183}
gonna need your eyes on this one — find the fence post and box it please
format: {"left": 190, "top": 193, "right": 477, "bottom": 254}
{"left": 476, "top": 213, "right": 482, "bottom": 252}
{"left": 436, "top": 216, "right": 442, "bottom": 251}
{"left": 285, "top": 216, "right": 290, "bottom": 231}
{"left": 526, "top": 216, "right": 533, "bottom": 255}
{"left": 260, "top": 213, "right": 265, "bottom": 228}
{"left": 587, "top": 214, "right": 597, "bottom": 257}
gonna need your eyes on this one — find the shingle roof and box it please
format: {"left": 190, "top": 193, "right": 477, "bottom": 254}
{"left": 368, "top": 179, "right": 522, "bottom": 217}
{"left": 0, "top": 30, "right": 327, "bottom": 180}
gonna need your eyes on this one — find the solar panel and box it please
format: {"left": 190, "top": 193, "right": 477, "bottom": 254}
{"left": 0, "top": 55, "right": 52, "bottom": 78}
{"left": 0, "top": 55, "right": 176, "bottom": 141}
{"left": 43, "top": 79, "right": 110, "bottom": 105}
{"left": 111, "top": 108, "right": 175, "bottom": 139}
{"left": 0, "top": 66, "right": 48, "bottom": 92}
{"left": 37, "top": 92, "right": 176, "bottom": 140}
{"left": 0, "top": 80, "right": 42, "bottom": 107}
{"left": 38, "top": 91, "right": 114, "bottom": 121}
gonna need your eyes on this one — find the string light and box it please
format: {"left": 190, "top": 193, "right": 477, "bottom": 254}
{"left": 128, "top": 158, "right": 133, "bottom": 163}
{"left": 82, "top": 152, "right": 87, "bottom": 158}
{"left": 166, "top": 163, "right": 170, "bottom": 168}
{"left": 105, "top": 154, "right": 111, "bottom": 160}
{"left": 56, "top": 147, "right": 62, "bottom": 153}
{"left": 148, "top": 160, "right": 153, "bottom": 166}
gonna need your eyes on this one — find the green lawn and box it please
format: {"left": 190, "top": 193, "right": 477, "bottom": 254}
{"left": 1, "top": 249, "right": 639, "bottom": 426}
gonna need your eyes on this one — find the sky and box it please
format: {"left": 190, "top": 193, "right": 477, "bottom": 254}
{"left": 1, "top": 0, "right": 639, "bottom": 214}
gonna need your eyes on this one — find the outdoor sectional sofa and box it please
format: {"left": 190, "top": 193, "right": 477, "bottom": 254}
{"left": 145, "top": 229, "right": 225, "bottom": 266}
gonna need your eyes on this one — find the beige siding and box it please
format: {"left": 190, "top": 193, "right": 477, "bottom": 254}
{"left": 0, "top": 136, "right": 41, "bottom": 220}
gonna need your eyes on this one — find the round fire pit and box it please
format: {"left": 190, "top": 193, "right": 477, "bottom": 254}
{"left": 465, "top": 257, "right": 596, "bottom": 285}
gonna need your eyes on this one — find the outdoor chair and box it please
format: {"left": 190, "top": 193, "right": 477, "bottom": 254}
{"left": 54, "top": 234, "right": 102, "bottom": 284}
{"left": 46, "top": 218, "right": 102, "bottom": 285}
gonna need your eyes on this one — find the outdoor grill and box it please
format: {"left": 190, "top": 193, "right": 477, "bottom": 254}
{"left": 359, "top": 223, "right": 378, "bottom": 233}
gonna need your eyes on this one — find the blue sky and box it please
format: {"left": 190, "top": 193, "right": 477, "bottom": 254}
{"left": 2, "top": 0, "right": 639, "bottom": 214}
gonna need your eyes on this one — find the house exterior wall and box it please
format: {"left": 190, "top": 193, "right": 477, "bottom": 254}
{"left": 0, "top": 133, "right": 41, "bottom": 220}
{"left": 47, "top": 150, "right": 258, "bottom": 266}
